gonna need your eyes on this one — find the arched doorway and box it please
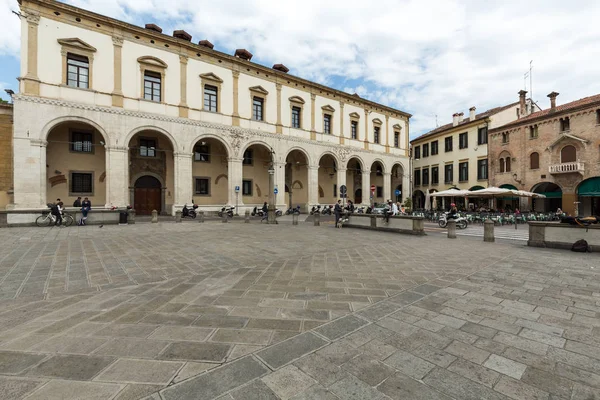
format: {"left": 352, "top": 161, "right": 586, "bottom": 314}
{"left": 129, "top": 130, "right": 174, "bottom": 214}
{"left": 318, "top": 154, "right": 338, "bottom": 204}
{"left": 286, "top": 150, "right": 309, "bottom": 210}
{"left": 577, "top": 177, "right": 600, "bottom": 216}
{"left": 242, "top": 143, "right": 272, "bottom": 208}
{"left": 192, "top": 137, "right": 229, "bottom": 206}
{"left": 134, "top": 175, "right": 162, "bottom": 215}
{"left": 46, "top": 121, "right": 107, "bottom": 206}
{"left": 532, "top": 182, "right": 562, "bottom": 212}
{"left": 346, "top": 157, "right": 363, "bottom": 204}
{"left": 413, "top": 190, "right": 425, "bottom": 210}
{"left": 391, "top": 163, "right": 404, "bottom": 203}
{"left": 370, "top": 161, "right": 384, "bottom": 204}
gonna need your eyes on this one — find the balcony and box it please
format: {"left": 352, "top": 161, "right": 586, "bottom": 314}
{"left": 549, "top": 162, "right": 584, "bottom": 174}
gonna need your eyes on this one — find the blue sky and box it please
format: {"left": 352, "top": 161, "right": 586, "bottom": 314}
{"left": 1, "top": 0, "right": 600, "bottom": 137}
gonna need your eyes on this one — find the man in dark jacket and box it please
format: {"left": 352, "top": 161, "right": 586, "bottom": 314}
{"left": 261, "top": 202, "right": 268, "bottom": 222}
{"left": 79, "top": 197, "right": 92, "bottom": 226}
{"left": 334, "top": 200, "right": 342, "bottom": 227}
{"left": 73, "top": 197, "right": 82, "bottom": 207}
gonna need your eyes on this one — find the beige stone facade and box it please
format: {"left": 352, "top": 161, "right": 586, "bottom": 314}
{"left": 0, "top": 104, "right": 13, "bottom": 208}
{"left": 10, "top": 0, "right": 412, "bottom": 215}
{"left": 489, "top": 92, "right": 600, "bottom": 217}
{"left": 410, "top": 92, "right": 538, "bottom": 209}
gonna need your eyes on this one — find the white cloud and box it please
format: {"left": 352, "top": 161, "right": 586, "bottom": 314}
{"left": 1, "top": 0, "right": 599, "bottom": 136}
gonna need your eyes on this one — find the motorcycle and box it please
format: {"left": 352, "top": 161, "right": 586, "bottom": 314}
{"left": 356, "top": 206, "right": 365, "bottom": 214}
{"left": 321, "top": 205, "right": 333, "bottom": 215}
{"left": 438, "top": 212, "right": 467, "bottom": 229}
{"left": 285, "top": 206, "right": 301, "bottom": 215}
{"left": 181, "top": 202, "right": 198, "bottom": 219}
{"left": 251, "top": 206, "right": 260, "bottom": 217}
{"left": 310, "top": 205, "right": 321, "bottom": 215}
{"left": 218, "top": 205, "right": 235, "bottom": 218}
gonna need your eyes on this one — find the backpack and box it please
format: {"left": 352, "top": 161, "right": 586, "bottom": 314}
{"left": 49, "top": 204, "right": 59, "bottom": 214}
{"left": 571, "top": 239, "right": 590, "bottom": 253}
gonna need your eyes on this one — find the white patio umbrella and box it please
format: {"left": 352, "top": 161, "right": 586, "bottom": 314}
{"left": 430, "top": 188, "right": 472, "bottom": 197}
{"left": 466, "top": 187, "right": 546, "bottom": 198}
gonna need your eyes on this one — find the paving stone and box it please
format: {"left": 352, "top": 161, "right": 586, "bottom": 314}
{"left": 384, "top": 349, "right": 435, "bottom": 379}
{"left": 114, "top": 384, "right": 164, "bottom": 400}
{"left": 172, "top": 362, "right": 220, "bottom": 383}
{"left": 289, "top": 385, "right": 339, "bottom": 400}
{"left": 27, "top": 354, "right": 115, "bottom": 380}
{"left": 431, "top": 314, "right": 467, "bottom": 329}
{"left": 414, "top": 318, "right": 445, "bottom": 332}
{"left": 410, "top": 345, "right": 457, "bottom": 368}
{"left": 329, "top": 374, "right": 384, "bottom": 400}
{"left": 514, "top": 319, "right": 564, "bottom": 337}
{"left": 447, "top": 358, "right": 500, "bottom": 388}
{"left": 565, "top": 340, "right": 600, "bottom": 361}
{"left": 93, "top": 324, "right": 159, "bottom": 338}
{"left": 494, "top": 376, "right": 550, "bottom": 400}
{"left": 519, "top": 328, "right": 566, "bottom": 348}
{"left": 480, "top": 318, "right": 523, "bottom": 335}
{"left": 376, "top": 317, "right": 420, "bottom": 337}
{"left": 445, "top": 340, "right": 491, "bottom": 364}
{"left": 461, "top": 322, "right": 498, "bottom": 339}
{"left": 257, "top": 332, "right": 328, "bottom": 369}
{"left": 25, "top": 380, "right": 123, "bottom": 400}
{"left": 230, "top": 379, "right": 279, "bottom": 399}
{"left": 484, "top": 354, "right": 527, "bottom": 380}
{"left": 494, "top": 332, "right": 549, "bottom": 356}
{"left": 94, "top": 338, "right": 169, "bottom": 359}
{"left": 422, "top": 367, "right": 508, "bottom": 400}
{"left": 501, "top": 347, "right": 556, "bottom": 373}
{"left": 314, "top": 315, "right": 368, "bottom": 341}
{"left": 159, "top": 342, "right": 232, "bottom": 362}
{"left": 546, "top": 347, "right": 600, "bottom": 375}
{"left": 148, "top": 326, "right": 214, "bottom": 342}
{"left": 293, "top": 353, "right": 348, "bottom": 387}
{"left": 356, "top": 302, "right": 399, "bottom": 322}
{"left": 378, "top": 371, "right": 453, "bottom": 400}
{"left": 211, "top": 329, "right": 272, "bottom": 345}
{"left": 555, "top": 363, "right": 600, "bottom": 389}
{"left": 0, "top": 351, "right": 46, "bottom": 374}
{"left": 193, "top": 315, "right": 249, "bottom": 328}
{"left": 316, "top": 340, "right": 362, "bottom": 366}
{"left": 279, "top": 309, "right": 330, "bottom": 321}
{"left": 359, "top": 339, "right": 397, "bottom": 360}
{"left": 139, "top": 313, "right": 197, "bottom": 326}
{"left": 262, "top": 365, "right": 317, "bottom": 400}
{"left": 342, "top": 354, "right": 395, "bottom": 386}
{"left": 571, "top": 383, "right": 600, "bottom": 400}
{"left": 521, "top": 367, "right": 573, "bottom": 399}
{"left": 247, "top": 318, "right": 302, "bottom": 331}
{"left": 95, "top": 358, "right": 183, "bottom": 384}
{"left": 160, "top": 356, "right": 269, "bottom": 400}
{"left": 0, "top": 376, "right": 47, "bottom": 399}
{"left": 259, "top": 298, "right": 305, "bottom": 309}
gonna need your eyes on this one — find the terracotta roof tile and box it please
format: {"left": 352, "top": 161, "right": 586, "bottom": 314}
{"left": 411, "top": 101, "right": 519, "bottom": 143}
{"left": 491, "top": 93, "right": 600, "bottom": 132}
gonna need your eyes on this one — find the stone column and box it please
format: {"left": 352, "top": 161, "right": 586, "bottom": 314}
{"left": 105, "top": 146, "right": 128, "bottom": 208}
{"left": 276, "top": 83, "right": 283, "bottom": 133}
{"left": 22, "top": 11, "right": 40, "bottom": 95}
{"left": 111, "top": 36, "right": 124, "bottom": 107}
{"left": 274, "top": 161, "right": 286, "bottom": 208}
{"left": 232, "top": 71, "right": 240, "bottom": 126}
{"left": 337, "top": 168, "right": 347, "bottom": 202}
{"left": 362, "top": 168, "right": 371, "bottom": 206}
{"left": 363, "top": 109, "right": 370, "bottom": 150}
{"left": 383, "top": 172, "right": 391, "bottom": 202}
{"left": 310, "top": 94, "right": 316, "bottom": 140}
{"left": 307, "top": 165, "right": 319, "bottom": 206}
{"left": 174, "top": 152, "right": 193, "bottom": 210}
{"left": 339, "top": 102, "right": 345, "bottom": 145}
{"left": 228, "top": 157, "right": 243, "bottom": 206}
{"left": 385, "top": 115, "right": 390, "bottom": 152}
{"left": 12, "top": 138, "right": 46, "bottom": 209}
{"left": 178, "top": 55, "right": 189, "bottom": 117}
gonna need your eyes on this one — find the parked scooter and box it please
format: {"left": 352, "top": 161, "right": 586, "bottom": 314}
{"left": 285, "top": 206, "right": 300, "bottom": 215}
{"left": 321, "top": 205, "right": 333, "bottom": 215}
{"left": 310, "top": 205, "right": 321, "bottom": 215}
{"left": 181, "top": 202, "right": 198, "bottom": 219}
{"left": 356, "top": 206, "right": 365, "bottom": 214}
{"left": 438, "top": 212, "right": 467, "bottom": 229}
{"left": 218, "top": 205, "right": 235, "bottom": 218}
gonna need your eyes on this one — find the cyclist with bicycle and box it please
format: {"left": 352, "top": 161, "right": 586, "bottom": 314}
{"left": 51, "top": 199, "right": 63, "bottom": 226}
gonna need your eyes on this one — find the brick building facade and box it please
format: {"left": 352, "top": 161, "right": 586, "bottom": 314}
{"left": 0, "top": 103, "right": 13, "bottom": 208}
{"left": 489, "top": 92, "right": 600, "bottom": 216}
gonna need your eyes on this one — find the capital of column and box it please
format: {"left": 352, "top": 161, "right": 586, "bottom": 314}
{"left": 227, "top": 157, "right": 243, "bottom": 163}
{"left": 232, "top": 71, "right": 240, "bottom": 78}
{"left": 308, "top": 165, "right": 319, "bottom": 171}
{"left": 106, "top": 146, "right": 127, "bottom": 153}
{"left": 276, "top": 83, "right": 282, "bottom": 90}
{"left": 174, "top": 152, "right": 192, "bottom": 159}
{"left": 337, "top": 168, "right": 348, "bottom": 173}
{"left": 310, "top": 93, "right": 316, "bottom": 100}
{"left": 179, "top": 54, "right": 188, "bottom": 64}
{"left": 383, "top": 172, "right": 392, "bottom": 177}
{"left": 25, "top": 11, "right": 40, "bottom": 25}
{"left": 362, "top": 168, "right": 371, "bottom": 175}
{"left": 112, "top": 36, "right": 124, "bottom": 47}
{"left": 30, "top": 139, "right": 47, "bottom": 147}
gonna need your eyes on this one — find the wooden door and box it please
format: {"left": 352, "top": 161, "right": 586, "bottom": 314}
{"left": 134, "top": 188, "right": 161, "bottom": 215}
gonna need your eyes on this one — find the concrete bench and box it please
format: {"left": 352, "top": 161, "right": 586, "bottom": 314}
{"left": 345, "top": 214, "right": 425, "bottom": 235}
{"left": 0, "top": 208, "right": 131, "bottom": 227}
{"left": 528, "top": 221, "right": 600, "bottom": 251}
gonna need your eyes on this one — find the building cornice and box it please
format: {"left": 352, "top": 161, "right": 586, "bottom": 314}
{"left": 410, "top": 117, "right": 490, "bottom": 145}
{"left": 14, "top": 94, "right": 407, "bottom": 163}
{"left": 21, "top": 0, "right": 411, "bottom": 120}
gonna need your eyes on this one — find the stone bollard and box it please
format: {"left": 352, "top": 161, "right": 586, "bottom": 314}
{"left": 128, "top": 209, "right": 136, "bottom": 224}
{"left": 484, "top": 219, "right": 495, "bottom": 242}
{"left": 198, "top": 211, "right": 204, "bottom": 223}
{"left": 175, "top": 210, "right": 182, "bottom": 223}
{"left": 245, "top": 210, "right": 250, "bottom": 223}
{"left": 314, "top": 212, "right": 320, "bottom": 226}
{"left": 447, "top": 220, "right": 457, "bottom": 239}
{"left": 293, "top": 212, "right": 299, "bottom": 226}
{"left": 151, "top": 210, "right": 158, "bottom": 223}
{"left": 222, "top": 212, "right": 228, "bottom": 223}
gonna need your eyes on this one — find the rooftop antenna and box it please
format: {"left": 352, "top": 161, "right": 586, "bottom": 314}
{"left": 435, "top": 114, "right": 439, "bottom": 128}
{"left": 529, "top": 60, "right": 533, "bottom": 104}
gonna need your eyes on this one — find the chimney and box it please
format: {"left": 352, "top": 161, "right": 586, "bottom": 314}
{"left": 234, "top": 49, "right": 253, "bottom": 61}
{"left": 547, "top": 91, "right": 559, "bottom": 110}
{"left": 452, "top": 113, "right": 459, "bottom": 126}
{"left": 518, "top": 90, "right": 527, "bottom": 117}
{"left": 469, "top": 106, "right": 476, "bottom": 121}
{"left": 173, "top": 30, "right": 192, "bottom": 41}
{"left": 145, "top": 23, "right": 162, "bottom": 33}
{"left": 272, "top": 64, "right": 289, "bottom": 73}
{"left": 198, "top": 40, "right": 214, "bottom": 49}
{"left": 457, "top": 112, "right": 464, "bottom": 123}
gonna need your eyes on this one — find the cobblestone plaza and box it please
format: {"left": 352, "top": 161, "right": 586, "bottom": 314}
{"left": 0, "top": 222, "right": 598, "bottom": 399}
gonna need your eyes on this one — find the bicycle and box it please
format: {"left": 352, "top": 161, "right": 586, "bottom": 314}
{"left": 36, "top": 211, "right": 74, "bottom": 227}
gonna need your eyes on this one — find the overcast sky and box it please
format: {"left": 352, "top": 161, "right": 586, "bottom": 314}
{"left": 1, "top": 0, "right": 599, "bottom": 136}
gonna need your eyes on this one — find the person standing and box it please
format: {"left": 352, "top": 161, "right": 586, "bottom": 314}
{"left": 334, "top": 200, "right": 342, "bottom": 227}
{"left": 53, "top": 199, "right": 63, "bottom": 226}
{"left": 261, "top": 201, "right": 268, "bottom": 222}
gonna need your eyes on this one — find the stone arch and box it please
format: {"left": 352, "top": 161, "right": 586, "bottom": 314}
{"left": 41, "top": 116, "right": 109, "bottom": 144}
{"left": 345, "top": 155, "right": 365, "bottom": 170}
{"left": 240, "top": 140, "right": 273, "bottom": 159}
{"left": 125, "top": 125, "right": 178, "bottom": 152}
{"left": 130, "top": 171, "right": 165, "bottom": 188}
{"left": 285, "top": 147, "right": 312, "bottom": 166}
{"left": 370, "top": 158, "right": 386, "bottom": 174}
{"left": 316, "top": 151, "right": 340, "bottom": 169}
{"left": 215, "top": 174, "right": 228, "bottom": 185}
{"left": 191, "top": 133, "right": 232, "bottom": 157}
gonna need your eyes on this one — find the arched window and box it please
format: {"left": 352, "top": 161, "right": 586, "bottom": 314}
{"left": 502, "top": 133, "right": 509, "bottom": 143}
{"left": 530, "top": 152, "right": 539, "bottom": 169}
{"left": 499, "top": 158, "right": 505, "bottom": 173}
{"left": 505, "top": 157, "right": 511, "bottom": 172}
{"left": 561, "top": 145, "right": 576, "bottom": 163}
